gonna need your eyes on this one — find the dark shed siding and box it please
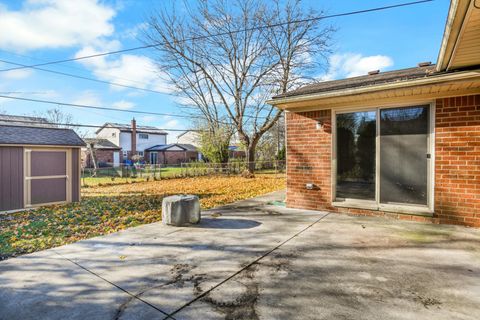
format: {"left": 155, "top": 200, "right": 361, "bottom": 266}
{"left": 0, "top": 147, "right": 24, "bottom": 211}
{"left": 71, "top": 148, "right": 80, "bottom": 202}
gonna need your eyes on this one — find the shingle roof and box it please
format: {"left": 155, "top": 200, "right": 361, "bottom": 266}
{"left": 96, "top": 122, "right": 168, "bottom": 135}
{"left": 0, "top": 125, "right": 86, "bottom": 146}
{"left": 83, "top": 138, "right": 120, "bottom": 150}
{"left": 273, "top": 65, "right": 438, "bottom": 99}
{"left": 0, "top": 115, "right": 51, "bottom": 127}
{"left": 146, "top": 143, "right": 197, "bottom": 152}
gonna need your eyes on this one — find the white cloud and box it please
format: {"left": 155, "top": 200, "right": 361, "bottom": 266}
{"left": 140, "top": 115, "right": 157, "bottom": 123}
{"left": 0, "top": 68, "right": 33, "bottom": 80}
{"left": 321, "top": 53, "right": 394, "bottom": 81}
{"left": 75, "top": 46, "right": 171, "bottom": 93}
{"left": 72, "top": 90, "right": 101, "bottom": 106}
{"left": 165, "top": 119, "right": 179, "bottom": 128}
{"left": 112, "top": 100, "right": 135, "bottom": 110}
{"left": 0, "top": 0, "right": 116, "bottom": 51}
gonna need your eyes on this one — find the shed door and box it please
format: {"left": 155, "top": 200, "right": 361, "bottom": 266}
{"left": 24, "top": 149, "right": 71, "bottom": 207}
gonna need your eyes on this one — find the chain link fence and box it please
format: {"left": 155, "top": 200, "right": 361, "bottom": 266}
{"left": 81, "top": 160, "right": 285, "bottom": 187}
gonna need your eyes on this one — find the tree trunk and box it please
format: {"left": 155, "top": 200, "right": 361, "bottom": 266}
{"left": 245, "top": 139, "right": 259, "bottom": 174}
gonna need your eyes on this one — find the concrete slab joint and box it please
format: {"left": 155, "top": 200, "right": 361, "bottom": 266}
{"left": 162, "top": 194, "right": 201, "bottom": 226}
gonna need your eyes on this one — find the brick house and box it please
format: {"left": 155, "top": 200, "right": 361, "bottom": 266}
{"left": 145, "top": 144, "right": 199, "bottom": 165}
{"left": 268, "top": 0, "right": 480, "bottom": 227}
{"left": 81, "top": 138, "right": 122, "bottom": 168}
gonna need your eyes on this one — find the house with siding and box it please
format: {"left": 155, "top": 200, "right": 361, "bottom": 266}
{"left": 268, "top": 0, "right": 480, "bottom": 227}
{"left": 94, "top": 119, "right": 167, "bottom": 163}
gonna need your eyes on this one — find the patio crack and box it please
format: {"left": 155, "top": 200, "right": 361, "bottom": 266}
{"left": 53, "top": 250, "right": 176, "bottom": 320}
{"left": 164, "top": 211, "right": 331, "bottom": 319}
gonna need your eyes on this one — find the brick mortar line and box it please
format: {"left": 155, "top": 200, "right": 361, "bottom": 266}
{"left": 165, "top": 211, "right": 331, "bottom": 319}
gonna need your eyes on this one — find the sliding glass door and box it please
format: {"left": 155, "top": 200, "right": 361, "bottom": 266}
{"left": 335, "top": 105, "right": 431, "bottom": 210}
{"left": 379, "top": 106, "right": 429, "bottom": 205}
{"left": 336, "top": 111, "right": 376, "bottom": 201}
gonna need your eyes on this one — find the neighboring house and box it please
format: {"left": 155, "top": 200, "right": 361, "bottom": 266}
{"left": 177, "top": 130, "right": 201, "bottom": 146}
{"left": 95, "top": 119, "right": 167, "bottom": 161}
{"left": 176, "top": 130, "right": 246, "bottom": 160}
{"left": 82, "top": 138, "right": 122, "bottom": 168}
{"left": 0, "top": 114, "right": 51, "bottom": 127}
{"left": 268, "top": 0, "right": 480, "bottom": 228}
{"left": 145, "top": 143, "right": 199, "bottom": 165}
{"left": 0, "top": 125, "right": 85, "bottom": 212}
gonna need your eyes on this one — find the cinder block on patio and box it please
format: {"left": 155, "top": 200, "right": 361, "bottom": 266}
{"left": 162, "top": 195, "right": 201, "bottom": 226}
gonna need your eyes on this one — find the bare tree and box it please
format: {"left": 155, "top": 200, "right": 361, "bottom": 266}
{"left": 32, "top": 107, "right": 87, "bottom": 137}
{"left": 33, "top": 108, "right": 74, "bottom": 128}
{"left": 145, "top": 0, "right": 333, "bottom": 172}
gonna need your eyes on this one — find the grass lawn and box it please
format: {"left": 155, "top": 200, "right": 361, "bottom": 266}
{"left": 0, "top": 175, "right": 285, "bottom": 260}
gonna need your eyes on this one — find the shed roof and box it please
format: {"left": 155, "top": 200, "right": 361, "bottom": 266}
{"left": 0, "top": 125, "right": 85, "bottom": 147}
{"left": 83, "top": 138, "right": 120, "bottom": 150}
{"left": 146, "top": 143, "right": 197, "bottom": 152}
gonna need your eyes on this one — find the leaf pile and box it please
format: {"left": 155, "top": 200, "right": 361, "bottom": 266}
{"left": 1, "top": 175, "right": 285, "bottom": 260}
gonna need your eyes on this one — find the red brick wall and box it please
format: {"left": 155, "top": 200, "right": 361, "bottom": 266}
{"left": 285, "top": 94, "right": 480, "bottom": 228}
{"left": 146, "top": 151, "right": 198, "bottom": 165}
{"left": 286, "top": 109, "right": 334, "bottom": 211}
{"left": 82, "top": 149, "right": 118, "bottom": 168}
{"left": 435, "top": 95, "right": 480, "bottom": 227}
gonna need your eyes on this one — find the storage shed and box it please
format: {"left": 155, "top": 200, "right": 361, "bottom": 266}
{"left": 0, "top": 125, "right": 85, "bottom": 212}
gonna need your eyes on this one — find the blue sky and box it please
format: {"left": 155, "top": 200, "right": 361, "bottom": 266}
{"left": 0, "top": 0, "right": 450, "bottom": 140}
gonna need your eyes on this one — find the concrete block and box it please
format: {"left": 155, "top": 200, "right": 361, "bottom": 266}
{"left": 162, "top": 195, "right": 201, "bottom": 226}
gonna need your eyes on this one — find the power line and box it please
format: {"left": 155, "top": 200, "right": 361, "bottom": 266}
{"left": 0, "top": 0, "right": 434, "bottom": 73}
{"left": 0, "top": 118, "right": 200, "bottom": 132}
{"left": 0, "top": 49, "right": 159, "bottom": 88}
{"left": 0, "top": 91, "right": 51, "bottom": 95}
{"left": 0, "top": 93, "right": 273, "bottom": 122}
{"left": 0, "top": 58, "right": 172, "bottom": 95}
{"left": 0, "top": 94, "right": 219, "bottom": 121}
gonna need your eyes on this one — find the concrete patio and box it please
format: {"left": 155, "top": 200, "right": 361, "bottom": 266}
{"left": 1, "top": 191, "right": 479, "bottom": 320}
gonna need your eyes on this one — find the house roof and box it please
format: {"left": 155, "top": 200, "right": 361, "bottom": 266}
{"left": 0, "top": 125, "right": 86, "bottom": 147}
{"left": 273, "top": 65, "right": 437, "bottom": 99}
{"left": 83, "top": 138, "right": 120, "bottom": 150}
{"left": 436, "top": 0, "right": 480, "bottom": 71}
{"left": 269, "top": 0, "right": 480, "bottom": 111}
{"left": 95, "top": 122, "right": 168, "bottom": 135}
{"left": 146, "top": 143, "right": 197, "bottom": 152}
{"left": 0, "top": 114, "right": 51, "bottom": 127}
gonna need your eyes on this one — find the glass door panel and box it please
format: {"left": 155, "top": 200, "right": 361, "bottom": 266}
{"left": 379, "top": 106, "right": 429, "bottom": 205}
{"left": 336, "top": 111, "right": 376, "bottom": 201}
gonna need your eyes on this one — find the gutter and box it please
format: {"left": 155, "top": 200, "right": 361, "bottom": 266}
{"left": 436, "top": 0, "right": 460, "bottom": 72}
{"left": 267, "top": 69, "right": 480, "bottom": 107}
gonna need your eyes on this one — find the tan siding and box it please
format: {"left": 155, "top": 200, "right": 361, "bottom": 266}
{"left": 71, "top": 148, "right": 80, "bottom": 202}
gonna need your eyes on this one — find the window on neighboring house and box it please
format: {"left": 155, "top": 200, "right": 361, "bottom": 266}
{"left": 138, "top": 151, "right": 144, "bottom": 157}
{"left": 122, "top": 151, "right": 128, "bottom": 157}
{"left": 139, "top": 133, "right": 149, "bottom": 139}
